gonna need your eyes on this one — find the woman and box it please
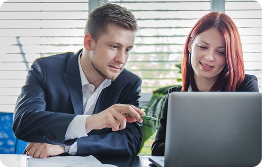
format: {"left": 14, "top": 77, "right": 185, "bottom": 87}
{"left": 151, "top": 12, "right": 259, "bottom": 156}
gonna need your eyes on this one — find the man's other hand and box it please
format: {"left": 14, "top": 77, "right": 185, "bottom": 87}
{"left": 25, "top": 142, "right": 65, "bottom": 158}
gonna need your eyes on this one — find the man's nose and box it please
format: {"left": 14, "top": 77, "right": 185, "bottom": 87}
{"left": 115, "top": 50, "right": 126, "bottom": 64}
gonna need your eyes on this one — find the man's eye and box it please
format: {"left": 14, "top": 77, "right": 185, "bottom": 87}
{"left": 111, "top": 45, "right": 118, "bottom": 49}
{"left": 126, "top": 48, "right": 131, "bottom": 52}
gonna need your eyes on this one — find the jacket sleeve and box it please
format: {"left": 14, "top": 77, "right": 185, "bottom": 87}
{"left": 12, "top": 58, "right": 76, "bottom": 146}
{"left": 75, "top": 78, "right": 143, "bottom": 156}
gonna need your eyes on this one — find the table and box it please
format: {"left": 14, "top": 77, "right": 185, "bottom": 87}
{"left": 0, "top": 154, "right": 156, "bottom": 167}
{"left": 97, "top": 155, "right": 155, "bottom": 167}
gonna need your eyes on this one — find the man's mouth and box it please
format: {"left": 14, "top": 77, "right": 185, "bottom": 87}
{"left": 109, "top": 65, "right": 122, "bottom": 71}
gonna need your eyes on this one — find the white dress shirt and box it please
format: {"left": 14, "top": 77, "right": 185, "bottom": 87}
{"left": 65, "top": 53, "right": 111, "bottom": 154}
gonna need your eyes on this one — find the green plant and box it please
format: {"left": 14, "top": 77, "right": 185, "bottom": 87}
{"left": 140, "top": 85, "right": 173, "bottom": 150}
{"left": 139, "top": 63, "right": 182, "bottom": 153}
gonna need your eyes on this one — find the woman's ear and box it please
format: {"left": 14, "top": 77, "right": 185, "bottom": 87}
{"left": 83, "top": 34, "right": 92, "bottom": 51}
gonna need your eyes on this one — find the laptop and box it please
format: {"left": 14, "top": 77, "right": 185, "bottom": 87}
{"left": 149, "top": 92, "right": 261, "bottom": 167}
{"left": 149, "top": 156, "right": 164, "bottom": 167}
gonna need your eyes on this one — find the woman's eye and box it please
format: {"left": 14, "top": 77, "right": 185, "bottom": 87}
{"left": 217, "top": 50, "right": 225, "bottom": 55}
{"left": 198, "top": 45, "right": 207, "bottom": 49}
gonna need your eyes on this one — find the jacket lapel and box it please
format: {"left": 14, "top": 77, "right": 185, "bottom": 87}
{"left": 63, "top": 49, "right": 83, "bottom": 115}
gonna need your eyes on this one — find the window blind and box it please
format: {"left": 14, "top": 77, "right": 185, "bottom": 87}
{"left": 0, "top": 0, "right": 261, "bottom": 113}
{"left": 0, "top": 0, "right": 89, "bottom": 112}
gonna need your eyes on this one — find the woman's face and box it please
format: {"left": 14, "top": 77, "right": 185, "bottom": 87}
{"left": 188, "top": 28, "right": 226, "bottom": 83}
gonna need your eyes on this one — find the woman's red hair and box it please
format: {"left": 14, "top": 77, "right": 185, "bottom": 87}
{"left": 181, "top": 12, "right": 245, "bottom": 92}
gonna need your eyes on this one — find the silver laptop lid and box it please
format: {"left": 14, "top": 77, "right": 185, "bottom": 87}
{"left": 165, "top": 92, "right": 261, "bottom": 167}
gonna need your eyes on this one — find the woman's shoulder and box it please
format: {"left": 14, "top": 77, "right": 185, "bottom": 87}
{"left": 236, "top": 74, "right": 259, "bottom": 92}
{"left": 244, "top": 74, "right": 257, "bottom": 80}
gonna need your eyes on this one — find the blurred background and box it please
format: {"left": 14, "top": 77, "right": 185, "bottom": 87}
{"left": 0, "top": 0, "right": 261, "bottom": 155}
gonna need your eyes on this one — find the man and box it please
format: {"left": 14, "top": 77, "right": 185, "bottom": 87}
{"left": 12, "top": 3, "right": 144, "bottom": 158}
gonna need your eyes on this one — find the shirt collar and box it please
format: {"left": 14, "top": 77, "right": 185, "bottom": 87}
{"left": 78, "top": 52, "right": 111, "bottom": 89}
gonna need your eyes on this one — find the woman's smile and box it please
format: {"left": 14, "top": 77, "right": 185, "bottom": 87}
{"left": 199, "top": 61, "right": 214, "bottom": 71}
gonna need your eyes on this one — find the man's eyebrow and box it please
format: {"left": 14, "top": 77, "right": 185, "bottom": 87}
{"left": 108, "top": 41, "right": 122, "bottom": 46}
{"left": 108, "top": 41, "right": 134, "bottom": 48}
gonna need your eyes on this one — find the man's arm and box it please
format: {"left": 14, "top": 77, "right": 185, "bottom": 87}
{"left": 13, "top": 57, "right": 77, "bottom": 145}
{"left": 76, "top": 76, "right": 144, "bottom": 156}
{"left": 25, "top": 80, "right": 144, "bottom": 158}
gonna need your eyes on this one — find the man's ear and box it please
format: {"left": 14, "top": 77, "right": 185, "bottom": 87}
{"left": 83, "top": 34, "right": 93, "bottom": 51}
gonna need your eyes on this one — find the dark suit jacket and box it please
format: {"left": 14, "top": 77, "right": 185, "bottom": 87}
{"left": 151, "top": 74, "right": 259, "bottom": 156}
{"left": 13, "top": 49, "right": 143, "bottom": 156}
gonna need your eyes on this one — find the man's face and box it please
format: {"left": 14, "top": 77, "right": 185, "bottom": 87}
{"left": 89, "top": 23, "right": 136, "bottom": 81}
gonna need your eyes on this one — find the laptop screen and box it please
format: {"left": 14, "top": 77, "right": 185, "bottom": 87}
{"left": 165, "top": 92, "right": 261, "bottom": 167}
